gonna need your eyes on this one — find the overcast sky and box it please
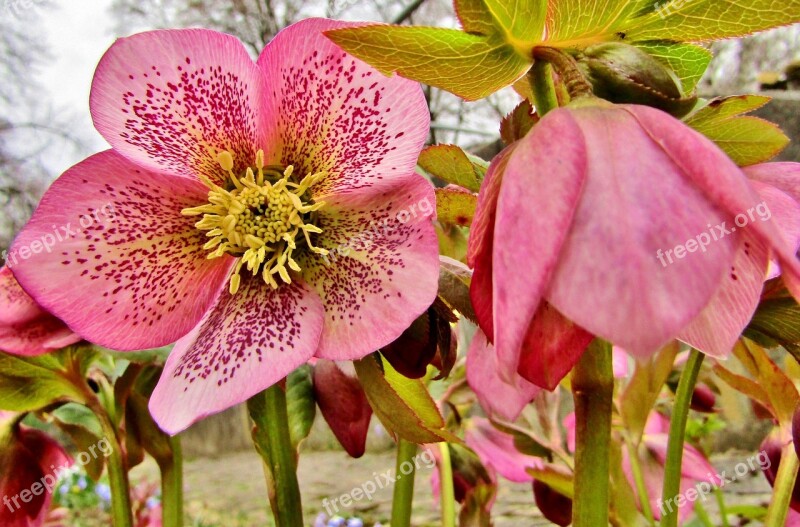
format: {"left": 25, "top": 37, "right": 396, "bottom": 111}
{"left": 38, "top": 0, "right": 116, "bottom": 164}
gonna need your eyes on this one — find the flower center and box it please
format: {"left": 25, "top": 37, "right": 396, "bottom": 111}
{"left": 182, "top": 150, "right": 328, "bottom": 294}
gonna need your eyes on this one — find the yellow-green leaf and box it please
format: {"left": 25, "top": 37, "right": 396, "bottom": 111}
{"left": 419, "top": 144, "right": 487, "bottom": 192}
{"left": 626, "top": 0, "right": 800, "bottom": 43}
{"left": 685, "top": 95, "right": 788, "bottom": 166}
{"left": 634, "top": 41, "right": 712, "bottom": 93}
{"left": 354, "top": 354, "right": 458, "bottom": 444}
{"left": 325, "top": 26, "right": 530, "bottom": 101}
{"left": 435, "top": 187, "right": 478, "bottom": 227}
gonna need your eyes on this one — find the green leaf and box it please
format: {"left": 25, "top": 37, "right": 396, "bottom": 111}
{"left": 744, "top": 297, "right": 800, "bottom": 358}
{"left": 353, "top": 354, "right": 458, "bottom": 444}
{"left": 626, "top": 0, "right": 800, "bottom": 43}
{"left": 526, "top": 463, "right": 574, "bottom": 498}
{"left": 684, "top": 95, "right": 788, "bottom": 166}
{"left": 500, "top": 100, "right": 538, "bottom": 144}
{"left": 285, "top": 365, "right": 316, "bottom": 451}
{"left": 325, "top": 26, "right": 530, "bottom": 101}
{"left": 438, "top": 256, "right": 478, "bottom": 325}
{"left": 619, "top": 343, "right": 679, "bottom": 441}
{"left": 0, "top": 351, "right": 86, "bottom": 412}
{"left": 52, "top": 403, "right": 103, "bottom": 438}
{"left": 733, "top": 340, "right": 800, "bottom": 428}
{"left": 418, "top": 145, "right": 487, "bottom": 193}
{"left": 435, "top": 187, "right": 477, "bottom": 227}
{"left": 545, "top": 0, "right": 651, "bottom": 44}
{"left": 453, "top": 0, "right": 547, "bottom": 48}
{"left": 490, "top": 420, "right": 552, "bottom": 458}
{"left": 634, "top": 41, "right": 712, "bottom": 93}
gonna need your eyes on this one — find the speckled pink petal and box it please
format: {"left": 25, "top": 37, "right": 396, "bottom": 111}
{"left": 517, "top": 303, "right": 593, "bottom": 390}
{"left": 257, "top": 18, "right": 430, "bottom": 199}
{"left": 297, "top": 175, "right": 439, "bottom": 361}
{"left": 0, "top": 317, "right": 80, "bottom": 357}
{"left": 547, "top": 105, "right": 737, "bottom": 358}
{"left": 624, "top": 105, "right": 800, "bottom": 305}
{"left": 678, "top": 181, "right": 800, "bottom": 357}
{"left": 465, "top": 417, "right": 541, "bottom": 483}
{"left": 465, "top": 329, "right": 539, "bottom": 422}
{"left": 9, "top": 151, "right": 233, "bottom": 351}
{"left": 149, "top": 275, "right": 324, "bottom": 434}
{"left": 0, "top": 267, "right": 41, "bottom": 325}
{"left": 493, "top": 109, "right": 587, "bottom": 379}
{"left": 0, "top": 267, "right": 80, "bottom": 356}
{"left": 90, "top": 28, "right": 264, "bottom": 185}
{"left": 468, "top": 145, "right": 516, "bottom": 340}
{"left": 677, "top": 231, "right": 768, "bottom": 358}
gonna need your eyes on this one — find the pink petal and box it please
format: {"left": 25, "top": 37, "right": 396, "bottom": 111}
{"left": 465, "top": 328, "right": 540, "bottom": 422}
{"left": 0, "top": 267, "right": 80, "bottom": 356}
{"left": 464, "top": 417, "right": 541, "bottom": 483}
{"left": 257, "top": 18, "right": 429, "bottom": 199}
{"left": 547, "top": 105, "right": 737, "bottom": 357}
{"left": 517, "top": 302, "right": 593, "bottom": 390}
{"left": 90, "top": 28, "right": 264, "bottom": 185}
{"left": 679, "top": 179, "right": 800, "bottom": 357}
{"left": 624, "top": 105, "right": 800, "bottom": 306}
{"left": 563, "top": 412, "right": 576, "bottom": 452}
{"left": 493, "top": 109, "right": 587, "bottom": 379}
{"left": 9, "top": 151, "right": 233, "bottom": 351}
{"left": 312, "top": 360, "right": 372, "bottom": 458}
{"left": 149, "top": 274, "right": 324, "bottom": 434}
{"left": 468, "top": 145, "right": 516, "bottom": 340}
{"left": 612, "top": 347, "right": 630, "bottom": 378}
{"left": 0, "top": 267, "right": 41, "bottom": 325}
{"left": 677, "top": 231, "right": 769, "bottom": 358}
{"left": 297, "top": 175, "right": 439, "bottom": 360}
{"left": 745, "top": 162, "right": 800, "bottom": 204}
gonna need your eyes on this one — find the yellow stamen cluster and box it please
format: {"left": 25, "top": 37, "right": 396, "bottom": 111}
{"left": 182, "top": 149, "right": 328, "bottom": 294}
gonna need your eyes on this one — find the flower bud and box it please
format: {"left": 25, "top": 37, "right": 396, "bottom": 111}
{"left": 382, "top": 309, "right": 439, "bottom": 379}
{"left": 690, "top": 384, "right": 717, "bottom": 413}
{"left": 312, "top": 360, "right": 372, "bottom": 458}
{"left": 577, "top": 43, "right": 697, "bottom": 117}
{"left": 532, "top": 480, "right": 572, "bottom": 526}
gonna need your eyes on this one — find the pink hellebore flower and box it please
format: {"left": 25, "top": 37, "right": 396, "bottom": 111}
{"left": 0, "top": 413, "right": 74, "bottom": 527}
{"left": 464, "top": 417, "right": 542, "bottom": 483}
{"left": 0, "top": 266, "right": 80, "bottom": 356}
{"left": 469, "top": 100, "right": 800, "bottom": 387}
{"left": 9, "top": 19, "right": 438, "bottom": 433}
{"left": 621, "top": 412, "right": 718, "bottom": 522}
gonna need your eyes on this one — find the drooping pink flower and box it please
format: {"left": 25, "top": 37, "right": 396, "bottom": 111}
{"left": 464, "top": 417, "right": 542, "bottom": 483}
{"left": 0, "top": 266, "right": 80, "bottom": 356}
{"left": 9, "top": 19, "right": 438, "bottom": 433}
{"left": 620, "top": 412, "right": 719, "bottom": 522}
{"left": 0, "top": 414, "right": 74, "bottom": 527}
{"left": 469, "top": 100, "right": 800, "bottom": 387}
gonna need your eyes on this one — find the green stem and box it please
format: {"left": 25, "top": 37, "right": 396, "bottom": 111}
{"left": 693, "top": 501, "right": 714, "bottom": 527}
{"left": 248, "top": 384, "right": 304, "bottom": 527}
{"left": 571, "top": 339, "right": 613, "bottom": 527}
{"left": 532, "top": 47, "right": 594, "bottom": 100}
{"left": 88, "top": 398, "right": 133, "bottom": 527}
{"left": 391, "top": 439, "right": 418, "bottom": 527}
{"left": 659, "top": 349, "right": 704, "bottom": 527}
{"left": 438, "top": 443, "right": 456, "bottom": 527}
{"left": 528, "top": 60, "right": 559, "bottom": 117}
{"left": 624, "top": 435, "right": 655, "bottom": 526}
{"left": 713, "top": 487, "right": 729, "bottom": 527}
{"left": 158, "top": 434, "right": 184, "bottom": 527}
{"left": 764, "top": 440, "right": 800, "bottom": 526}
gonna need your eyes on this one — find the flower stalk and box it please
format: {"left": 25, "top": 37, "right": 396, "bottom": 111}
{"left": 528, "top": 60, "right": 559, "bottom": 117}
{"left": 660, "top": 348, "right": 704, "bottom": 527}
{"left": 391, "top": 439, "right": 418, "bottom": 527}
{"left": 438, "top": 442, "right": 457, "bottom": 527}
{"left": 764, "top": 439, "right": 800, "bottom": 526}
{"left": 248, "top": 383, "right": 304, "bottom": 527}
{"left": 158, "top": 434, "right": 184, "bottom": 527}
{"left": 571, "top": 339, "right": 613, "bottom": 527}
{"left": 532, "top": 46, "right": 594, "bottom": 101}
{"left": 86, "top": 396, "right": 133, "bottom": 527}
